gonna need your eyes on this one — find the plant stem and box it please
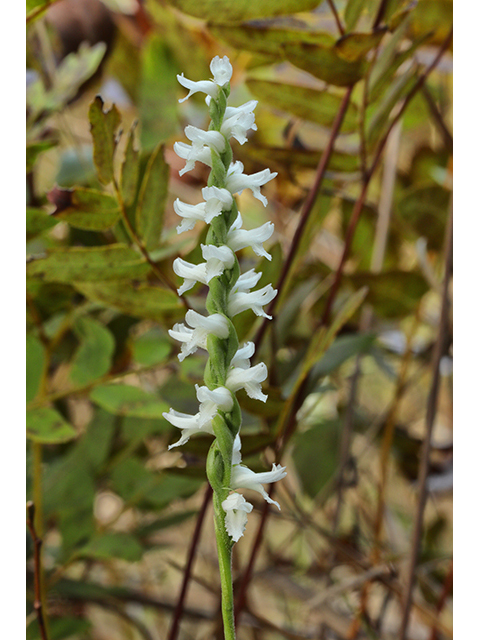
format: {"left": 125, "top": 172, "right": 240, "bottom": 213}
{"left": 398, "top": 197, "right": 453, "bottom": 640}
{"left": 213, "top": 493, "right": 236, "bottom": 639}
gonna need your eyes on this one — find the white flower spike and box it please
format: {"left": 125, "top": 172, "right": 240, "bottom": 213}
{"left": 168, "top": 58, "right": 285, "bottom": 594}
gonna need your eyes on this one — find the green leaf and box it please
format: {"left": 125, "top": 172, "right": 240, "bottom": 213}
{"left": 344, "top": 0, "right": 364, "bottom": 31}
{"left": 246, "top": 79, "right": 358, "bottom": 132}
{"left": 136, "top": 511, "right": 198, "bottom": 538}
{"left": 111, "top": 458, "right": 202, "bottom": 508}
{"left": 27, "top": 44, "right": 107, "bottom": 118}
{"left": 283, "top": 41, "right": 367, "bottom": 87}
{"left": 26, "top": 407, "right": 77, "bottom": 443}
{"left": 90, "top": 384, "right": 170, "bottom": 418}
{"left": 397, "top": 185, "right": 450, "bottom": 250}
{"left": 75, "top": 281, "right": 181, "bottom": 321}
{"left": 408, "top": 0, "right": 453, "bottom": 46}
{"left": 136, "top": 143, "right": 169, "bottom": 251}
{"left": 26, "top": 334, "right": 45, "bottom": 403}
{"left": 346, "top": 271, "right": 429, "bottom": 317}
{"left": 27, "top": 616, "right": 91, "bottom": 640}
{"left": 209, "top": 22, "right": 334, "bottom": 57}
{"left": 26, "top": 139, "right": 57, "bottom": 172}
{"left": 165, "top": 0, "right": 320, "bottom": 23}
{"left": 121, "top": 122, "right": 140, "bottom": 207}
{"left": 367, "top": 69, "right": 417, "bottom": 146}
{"left": 77, "top": 532, "right": 143, "bottom": 562}
{"left": 70, "top": 317, "right": 115, "bottom": 386}
{"left": 139, "top": 35, "right": 179, "bottom": 149}
{"left": 26, "top": 207, "right": 60, "bottom": 240}
{"left": 292, "top": 419, "right": 341, "bottom": 499}
{"left": 312, "top": 333, "right": 376, "bottom": 378}
{"left": 47, "top": 187, "right": 121, "bottom": 231}
{"left": 132, "top": 329, "right": 171, "bottom": 366}
{"left": 88, "top": 95, "right": 121, "bottom": 185}
{"left": 27, "top": 245, "right": 150, "bottom": 283}
{"left": 334, "top": 30, "right": 386, "bottom": 63}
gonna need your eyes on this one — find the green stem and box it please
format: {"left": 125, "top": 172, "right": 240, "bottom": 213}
{"left": 213, "top": 493, "right": 236, "bottom": 640}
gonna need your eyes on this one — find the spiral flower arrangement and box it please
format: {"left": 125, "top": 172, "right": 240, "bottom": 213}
{"left": 163, "top": 56, "right": 286, "bottom": 638}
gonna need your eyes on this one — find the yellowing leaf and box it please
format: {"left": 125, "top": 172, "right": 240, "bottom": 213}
{"left": 88, "top": 96, "right": 121, "bottom": 185}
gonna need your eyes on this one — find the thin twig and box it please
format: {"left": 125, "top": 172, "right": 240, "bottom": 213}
{"left": 428, "top": 560, "right": 453, "bottom": 640}
{"left": 373, "top": 0, "right": 390, "bottom": 29}
{"left": 321, "top": 29, "right": 453, "bottom": 326}
{"left": 254, "top": 86, "right": 354, "bottom": 353}
{"left": 398, "top": 198, "right": 453, "bottom": 640}
{"left": 167, "top": 484, "right": 213, "bottom": 640}
{"left": 326, "top": 0, "right": 345, "bottom": 36}
{"left": 27, "top": 502, "right": 48, "bottom": 640}
{"left": 421, "top": 84, "right": 453, "bottom": 152}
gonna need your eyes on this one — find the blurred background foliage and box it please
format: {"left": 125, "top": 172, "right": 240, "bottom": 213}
{"left": 26, "top": 0, "right": 452, "bottom": 638}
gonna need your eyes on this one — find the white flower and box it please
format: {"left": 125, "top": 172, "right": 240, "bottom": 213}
{"left": 231, "top": 463, "right": 287, "bottom": 510}
{"left": 201, "top": 244, "right": 235, "bottom": 277}
{"left": 231, "top": 342, "right": 255, "bottom": 369}
{"left": 222, "top": 492, "right": 253, "bottom": 542}
{"left": 163, "top": 409, "right": 214, "bottom": 449}
{"left": 177, "top": 56, "right": 232, "bottom": 103}
{"left": 173, "top": 141, "right": 213, "bottom": 176}
{"left": 226, "top": 161, "right": 277, "bottom": 206}
{"left": 210, "top": 55, "right": 233, "bottom": 86}
{"left": 227, "top": 362, "right": 268, "bottom": 402}
{"left": 232, "top": 434, "right": 242, "bottom": 465}
{"left": 196, "top": 384, "right": 233, "bottom": 426}
{"left": 227, "top": 212, "right": 274, "bottom": 260}
{"left": 168, "top": 310, "right": 229, "bottom": 361}
{"left": 202, "top": 186, "right": 233, "bottom": 221}
{"left": 185, "top": 126, "right": 226, "bottom": 154}
{"left": 174, "top": 126, "right": 225, "bottom": 176}
{"left": 173, "top": 187, "right": 233, "bottom": 234}
{"left": 221, "top": 100, "right": 258, "bottom": 145}
{"left": 228, "top": 284, "right": 277, "bottom": 319}
{"left": 232, "top": 268, "right": 262, "bottom": 293}
{"left": 173, "top": 245, "right": 235, "bottom": 295}
{"left": 173, "top": 199, "right": 208, "bottom": 234}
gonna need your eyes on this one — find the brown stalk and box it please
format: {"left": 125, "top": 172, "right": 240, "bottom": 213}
{"left": 167, "top": 483, "right": 213, "bottom": 640}
{"left": 326, "top": 0, "right": 345, "bottom": 36}
{"left": 398, "top": 199, "right": 453, "bottom": 639}
{"left": 27, "top": 502, "right": 49, "bottom": 640}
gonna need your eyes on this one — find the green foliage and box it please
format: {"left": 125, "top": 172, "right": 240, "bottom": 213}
{"left": 70, "top": 317, "right": 115, "bottom": 386}
{"left": 48, "top": 187, "right": 121, "bottom": 230}
{"left": 26, "top": 407, "right": 77, "bottom": 443}
{"left": 136, "top": 143, "right": 169, "bottom": 250}
{"left": 26, "top": 1, "right": 452, "bottom": 636}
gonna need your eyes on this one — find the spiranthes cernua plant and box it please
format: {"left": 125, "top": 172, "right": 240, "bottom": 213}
{"left": 163, "top": 55, "right": 286, "bottom": 639}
